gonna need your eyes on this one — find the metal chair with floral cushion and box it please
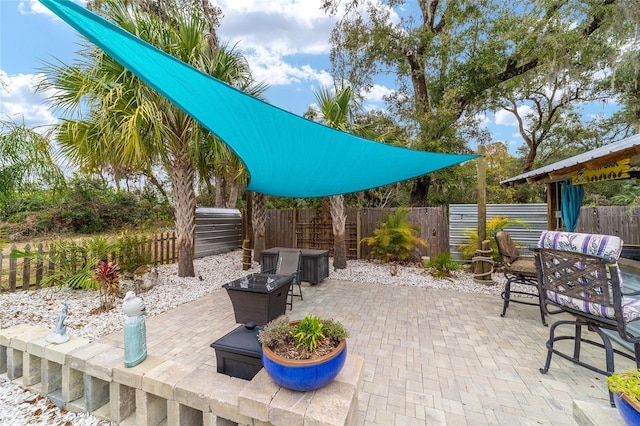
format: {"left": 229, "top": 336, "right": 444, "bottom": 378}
{"left": 494, "top": 230, "right": 546, "bottom": 325}
{"left": 535, "top": 230, "right": 640, "bottom": 406}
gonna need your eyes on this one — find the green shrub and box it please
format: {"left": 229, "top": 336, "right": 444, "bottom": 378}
{"left": 116, "top": 231, "right": 153, "bottom": 274}
{"left": 424, "top": 252, "right": 462, "bottom": 278}
{"left": 608, "top": 369, "right": 640, "bottom": 403}
{"left": 11, "top": 236, "right": 117, "bottom": 290}
{"left": 257, "top": 316, "right": 292, "bottom": 349}
{"left": 361, "top": 207, "right": 429, "bottom": 264}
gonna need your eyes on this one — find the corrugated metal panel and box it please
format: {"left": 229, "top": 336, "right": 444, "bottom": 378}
{"left": 194, "top": 208, "right": 242, "bottom": 258}
{"left": 449, "top": 204, "right": 548, "bottom": 260}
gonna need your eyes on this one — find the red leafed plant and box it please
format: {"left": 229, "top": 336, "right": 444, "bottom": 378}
{"left": 92, "top": 260, "right": 120, "bottom": 313}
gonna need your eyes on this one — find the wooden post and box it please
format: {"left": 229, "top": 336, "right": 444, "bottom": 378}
{"left": 474, "top": 146, "right": 492, "bottom": 284}
{"left": 477, "top": 144, "right": 487, "bottom": 248}
{"left": 546, "top": 181, "right": 560, "bottom": 230}
{"left": 473, "top": 239, "right": 494, "bottom": 284}
{"left": 356, "top": 209, "right": 361, "bottom": 260}
{"left": 292, "top": 208, "right": 297, "bottom": 247}
{"left": 35, "top": 243, "right": 44, "bottom": 289}
{"left": 242, "top": 239, "right": 252, "bottom": 270}
{"left": 22, "top": 244, "right": 31, "bottom": 291}
{"left": 9, "top": 244, "right": 17, "bottom": 292}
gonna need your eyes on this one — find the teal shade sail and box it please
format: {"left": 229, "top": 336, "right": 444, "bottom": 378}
{"left": 40, "top": 0, "right": 478, "bottom": 198}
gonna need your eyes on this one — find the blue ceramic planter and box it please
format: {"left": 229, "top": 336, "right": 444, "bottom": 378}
{"left": 262, "top": 339, "right": 347, "bottom": 392}
{"left": 615, "top": 392, "right": 640, "bottom": 426}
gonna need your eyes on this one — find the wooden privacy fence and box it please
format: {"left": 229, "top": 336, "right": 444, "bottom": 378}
{"left": 575, "top": 206, "right": 640, "bottom": 245}
{"left": 263, "top": 207, "right": 448, "bottom": 260}
{"left": 0, "top": 231, "right": 177, "bottom": 293}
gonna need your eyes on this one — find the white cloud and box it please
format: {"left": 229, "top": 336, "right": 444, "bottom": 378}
{"left": 18, "top": 0, "right": 87, "bottom": 18}
{"left": 494, "top": 105, "right": 533, "bottom": 126}
{"left": 360, "top": 84, "right": 394, "bottom": 103}
{"left": 475, "top": 113, "right": 490, "bottom": 128}
{"left": 213, "top": 0, "right": 336, "bottom": 56}
{"left": 494, "top": 109, "right": 517, "bottom": 126}
{"left": 212, "top": 0, "right": 338, "bottom": 87}
{"left": 0, "top": 71, "right": 57, "bottom": 128}
{"left": 243, "top": 48, "right": 332, "bottom": 88}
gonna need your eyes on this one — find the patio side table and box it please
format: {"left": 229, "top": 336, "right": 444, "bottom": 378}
{"left": 222, "top": 273, "right": 292, "bottom": 325}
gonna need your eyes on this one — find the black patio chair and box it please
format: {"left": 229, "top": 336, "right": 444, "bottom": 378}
{"left": 535, "top": 230, "right": 640, "bottom": 407}
{"left": 494, "top": 230, "right": 546, "bottom": 325}
{"left": 262, "top": 249, "right": 303, "bottom": 310}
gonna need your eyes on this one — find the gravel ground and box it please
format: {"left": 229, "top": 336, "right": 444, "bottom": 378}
{"left": 0, "top": 250, "right": 507, "bottom": 425}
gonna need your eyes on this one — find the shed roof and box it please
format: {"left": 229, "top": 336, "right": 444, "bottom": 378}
{"left": 501, "top": 133, "right": 640, "bottom": 187}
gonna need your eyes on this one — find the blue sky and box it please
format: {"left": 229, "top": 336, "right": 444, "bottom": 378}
{"left": 0, "top": 0, "right": 620, "bottom": 154}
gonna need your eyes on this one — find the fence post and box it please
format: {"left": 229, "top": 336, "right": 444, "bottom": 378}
{"left": 164, "top": 232, "right": 168, "bottom": 264}
{"left": 356, "top": 209, "right": 361, "bottom": 260}
{"left": 167, "top": 231, "right": 176, "bottom": 263}
{"left": 22, "top": 244, "right": 31, "bottom": 291}
{"left": 146, "top": 236, "right": 152, "bottom": 265}
{"left": 35, "top": 243, "right": 44, "bottom": 289}
{"left": 9, "top": 244, "right": 17, "bottom": 292}
{"left": 292, "top": 208, "right": 297, "bottom": 247}
{"left": 154, "top": 234, "right": 159, "bottom": 265}
{"left": 0, "top": 251, "right": 3, "bottom": 291}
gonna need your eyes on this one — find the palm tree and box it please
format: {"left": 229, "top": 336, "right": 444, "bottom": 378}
{"left": 193, "top": 46, "right": 267, "bottom": 209}
{"left": 38, "top": 0, "right": 264, "bottom": 276}
{"left": 312, "top": 85, "right": 358, "bottom": 269}
{"left": 312, "top": 85, "right": 398, "bottom": 268}
{"left": 0, "top": 119, "right": 65, "bottom": 217}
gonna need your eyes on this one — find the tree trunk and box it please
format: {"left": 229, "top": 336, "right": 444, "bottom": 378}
{"left": 523, "top": 145, "right": 537, "bottom": 173}
{"left": 172, "top": 153, "right": 196, "bottom": 277}
{"left": 409, "top": 175, "right": 431, "bottom": 206}
{"left": 244, "top": 190, "right": 253, "bottom": 245}
{"left": 226, "top": 179, "right": 240, "bottom": 208}
{"left": 252, "top": 192, "right": 266, "bottom": 262}
{"left": 214, "top": 169, "right": 226, "bottom": 207}
{"left": 330, "top": 195, "right": 347, "bottom": 269}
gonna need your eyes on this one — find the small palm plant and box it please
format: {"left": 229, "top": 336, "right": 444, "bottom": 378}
{"left": 424, "top": 252, "right": 462, "bottom": 278}
{"left": 458, "top": 216, "right": 530, "bottom": 261}
{"left": 361, "top": 207, "right": 429, "bottom": 274}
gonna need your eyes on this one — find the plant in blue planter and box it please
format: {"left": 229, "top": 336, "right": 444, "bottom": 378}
{"left": 608, "top": 369, "right": 640, "bottom": 425}
{"left": 258, "top": 315, "right": 349, "bottom": 391}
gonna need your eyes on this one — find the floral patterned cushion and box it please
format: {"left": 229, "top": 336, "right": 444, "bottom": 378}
{"left": 538, "top": 231, "right": 629, "bottom": 320}
{"left": 537, "top": 231, "right": 623, "bottom": 260}
{"left": 545, "top": 291, "right": 640, "bottom": 323}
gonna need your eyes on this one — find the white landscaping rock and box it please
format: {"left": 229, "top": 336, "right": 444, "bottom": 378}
{"left": 0, "top": 249, "right": 511, "bottom": 424}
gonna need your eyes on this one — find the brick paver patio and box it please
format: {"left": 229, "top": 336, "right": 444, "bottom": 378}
{"left": 96, "top": 277, "right": 632, "bottom": 425}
